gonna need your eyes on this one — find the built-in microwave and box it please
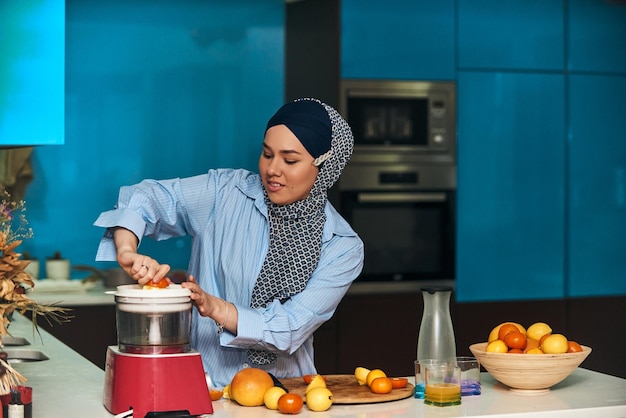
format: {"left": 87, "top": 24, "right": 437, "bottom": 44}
{"left": 339, "top": 79, "right": 456, "bottom": 164}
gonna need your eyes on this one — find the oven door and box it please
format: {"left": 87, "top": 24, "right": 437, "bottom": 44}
{"left": 340, "top": 190, "right": 455, "bottom": 282}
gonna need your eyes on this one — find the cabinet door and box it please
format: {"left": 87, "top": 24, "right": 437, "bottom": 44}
{"left": 341, "top": 0, "right": 456, "bottom": 80}
{"left": 458, "top": 0, "right": 564, "bottom": 71}
{"left": 456, "top": 71, "right": 565, "bottom": 302}
{"left": 568, "top": 0, "right": 626, "bottom": 74}
{"left": 0, "top": 0, "right": 65, "bottom": 146}
{"left": 568, "top": 75, "right": 626, "bottom": 297}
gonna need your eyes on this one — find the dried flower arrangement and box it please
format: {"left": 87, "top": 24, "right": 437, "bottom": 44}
{"left": 0, "top": 187, "right": 71, "bottom": 393}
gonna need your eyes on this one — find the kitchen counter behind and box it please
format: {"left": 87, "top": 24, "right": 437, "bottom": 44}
{"left": 3, "top": 314, "right": 112, "bottom": 417}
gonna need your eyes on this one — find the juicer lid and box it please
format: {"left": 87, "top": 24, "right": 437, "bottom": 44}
{"left": 109, "top": 283, "right": 192, "bottom": 298}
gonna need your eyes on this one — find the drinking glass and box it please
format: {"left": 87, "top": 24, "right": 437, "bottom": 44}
{"left": 424, "top": 364, "right": 461, "bottom": 407}
{"left": 414, "top": 359, "right": 447, "bottom": 399}
{"left": 449, "top": 356, "right": 481, "bottom": 396}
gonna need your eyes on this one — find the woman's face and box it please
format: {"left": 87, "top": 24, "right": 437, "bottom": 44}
{"left": 259, "top": 124, "right": 319, "bottom": 205}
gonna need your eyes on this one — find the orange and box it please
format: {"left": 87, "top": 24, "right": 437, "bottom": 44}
{"left": 390, "top": 377, "right": 408, "bottom": 389}
{"left": 498, "top": 323, "right": 519, "bottom": 341}
{"left": 567, "top": 341, "right": 583, "bottom": 353}
{"left": 507, "top": 348, "right": 523, "bottom": 354}
{"left": 488, "top": 322, "right": 527, "bottom": 342}
{"left": 277, "top": 393, "right": 303, "bottom": 414}
{"left": 229, "top": 367, "right": 274, "bottom": 406}
{"left": 366, "top": 369, "right": 387, "bottom": 387}
{"left": 369, "top": 377, "right": 393, "bottom": 394}
{"left": 503, "top": 331, "right": 527, "bottom": 350}
{"left": 524, "top": 338, "right": 540, "bottom": 353}
{"left": 303, "top": 374, "right": 327, "bottom": 384}
{"left": 209, "top": 389, "right": 224, "bottom": 401}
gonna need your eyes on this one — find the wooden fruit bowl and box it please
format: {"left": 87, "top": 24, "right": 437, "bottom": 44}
{"left": 470, "top": 342, "right": 592, "bottom": 393}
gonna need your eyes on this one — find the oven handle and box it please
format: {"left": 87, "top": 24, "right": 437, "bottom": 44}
{"left": 357, "top": 192, "right": 447, "bottom": 203}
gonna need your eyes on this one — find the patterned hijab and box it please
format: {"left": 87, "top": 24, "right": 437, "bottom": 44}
{"left": 247, "top": 98, "right": 354, "bottom": 365}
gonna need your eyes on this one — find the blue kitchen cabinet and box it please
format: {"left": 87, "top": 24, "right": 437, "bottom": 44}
{"left": 456, "top": 71, "right": 566, "bottom": 302}
{"left": 0, "top": 0, "right": 65, "bottom": 146}
{"left": 341, "top": 0, "right": 455, "bottom": 80}
{"left": 568, "top": 0, "right": 626, "bottom": 74}
{"left": 458, "top": 0, "right": 564, "bottom": 71}
{"left": 568, "top": 75, "right": 626, "bottom": 297}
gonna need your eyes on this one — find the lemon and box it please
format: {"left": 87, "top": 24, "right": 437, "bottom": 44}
{"left": 488, "top": 322, "right": 527, "bottom": 342}
{"left": 306, "top": 387, "right": 333, "bottom": 412}
{"left": 366, "top": 369, "right": 387, "bottom": 387}
{"left": 526, "top": 347, "right": 544, "bottom": 354}
{"left": 264, "top": 386, "right": 287, "bottom": 410}
{"left": 222, "top": 384, "right": 231, "bottom": 399}
{"left": 305, "top": 374, "right": 327, "bottom": 394}
{"left": 527, "top": 322, "right": 552, "bottom": 342}
{"left": 541, "top": 333, "right": 568, "bottom": 354}
{"left": 485, "top": 339, "right": 508, "bottom": 353}
{"left": 354, "top": 367, "right": 371, "bottom": 386}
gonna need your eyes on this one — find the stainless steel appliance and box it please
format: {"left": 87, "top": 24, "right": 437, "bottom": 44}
{"left": 340, "top": 79, "right": 456, "bottom": 164}
{"left": 336, "top": 79, "right": 456, "bottom": 282}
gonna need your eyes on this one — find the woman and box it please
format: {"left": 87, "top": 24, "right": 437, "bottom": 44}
{"left": 94, "top": 98, "right": 364, "bottom": 387}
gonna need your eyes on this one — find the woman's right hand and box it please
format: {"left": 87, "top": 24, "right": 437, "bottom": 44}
{"left": 113, "top": 227, "right": 170, "bottom": 285}
{"left": 117, "top": 250, "right": 171, "bottom": 285}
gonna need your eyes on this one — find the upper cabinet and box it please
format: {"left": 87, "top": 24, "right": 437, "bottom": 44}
{"left": 341, "top": 0, "right": 456, "bottom": 80}
{"left": 568, "top": 0, "right": 626, "bottom": 74}
{"left": 457, "top": 0, "right": 565, "bottom": 71}
{"left": 0, "top": 0, "right": 65, "bottom": 146}
{"left": 455, "top": 72, "right": 566, "bottom": 302}
{"left": 568, "top": 74, "right": 626, "bottom": 297}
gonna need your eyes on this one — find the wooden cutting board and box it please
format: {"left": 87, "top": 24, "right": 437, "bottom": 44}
{"left": 279, "top": 374, "right": 414, "bottom": 404}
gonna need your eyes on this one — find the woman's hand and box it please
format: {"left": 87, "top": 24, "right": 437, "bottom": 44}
{"left": 118, "top": 250, "right": 171, "bottom": 285}
{"left": 113, "top": 227, "right": 170, "bottom": 285}
{"left": 182, "top": 275, "right": 238, "bottom": 334}
{"left": 181, "top": 275, "right": 212, "bottom": 316}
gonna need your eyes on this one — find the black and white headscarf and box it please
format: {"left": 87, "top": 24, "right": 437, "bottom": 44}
{"left": 247, "top": 98, "right": 354, "bottom": 365}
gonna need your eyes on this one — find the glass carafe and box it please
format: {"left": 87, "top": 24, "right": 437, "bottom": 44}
{"left": 416, "top": 286, "right": 456, "bottom": 361}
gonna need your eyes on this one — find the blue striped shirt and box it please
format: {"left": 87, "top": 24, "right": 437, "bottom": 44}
{"left": 94, "top": 168, "right": 364, "bottom": 387}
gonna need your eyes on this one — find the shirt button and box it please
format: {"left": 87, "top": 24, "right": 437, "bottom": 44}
{"left": 243, "top": 363, "right": 249, "bottom": 368}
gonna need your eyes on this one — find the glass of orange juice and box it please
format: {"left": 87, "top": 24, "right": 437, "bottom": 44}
{"left": 424, "top": 364, "right": 461, "bottom": 407}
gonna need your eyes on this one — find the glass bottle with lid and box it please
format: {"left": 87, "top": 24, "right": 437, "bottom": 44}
{"left": 416, "top": 286, "right": 456, "bottom": 361}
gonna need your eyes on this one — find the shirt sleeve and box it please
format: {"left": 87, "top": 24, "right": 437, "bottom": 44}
{"left": 93, "top": 175, "right": 210, "bottom": 261}
{"left": 221, "top": 230, "right": 364, "bottom": 354}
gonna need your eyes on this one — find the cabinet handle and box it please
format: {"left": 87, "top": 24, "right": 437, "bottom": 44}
{"left": 357, "top": 192, "right": 447, "bottom": 203}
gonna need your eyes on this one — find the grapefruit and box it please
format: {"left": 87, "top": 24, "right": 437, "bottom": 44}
{"left": 230, "top": 367, "right": 274, "bottom": 406}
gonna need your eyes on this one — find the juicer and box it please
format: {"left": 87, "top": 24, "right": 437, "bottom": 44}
{"left": 103, "top": 284, "right": 213, "bottom": 417}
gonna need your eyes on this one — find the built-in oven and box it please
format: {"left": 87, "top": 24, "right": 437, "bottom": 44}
{"left": 336, "top": 79, "right": 457, "bottom": 282}
{"left": 337, "top": 164, "right": 455, "bottom": 282}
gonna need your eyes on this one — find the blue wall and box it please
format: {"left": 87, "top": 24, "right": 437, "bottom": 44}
{"left": 20, "top": 0, "right": 284, "bottom": 275}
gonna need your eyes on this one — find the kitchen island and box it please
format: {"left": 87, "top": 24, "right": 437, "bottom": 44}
{"left": 4, "top": 312, "right": 626, "bottom": 418}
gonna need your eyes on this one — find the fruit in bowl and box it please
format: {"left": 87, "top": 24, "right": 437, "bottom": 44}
{"left": 470, "top": 321, "right": 592, "bottom": 392}
{"left": 470, "top": 342, "right": 591, "bottom": 392}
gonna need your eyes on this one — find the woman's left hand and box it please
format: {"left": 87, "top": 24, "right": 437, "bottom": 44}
{"left": 182, "top": 275, "right": 212, "bottom": 316}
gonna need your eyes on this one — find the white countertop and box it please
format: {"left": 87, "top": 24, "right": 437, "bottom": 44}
{"left": 4, "top": 311, "right": 626, "bottom": 418}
